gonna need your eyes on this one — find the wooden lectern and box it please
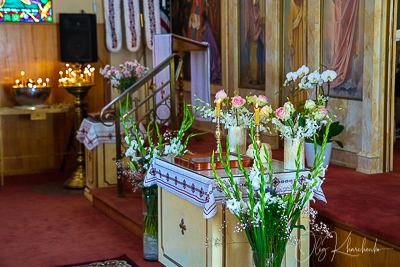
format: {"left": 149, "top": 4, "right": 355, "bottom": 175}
{"left": 169, "top": 34, "right": 209, "bottom": 121}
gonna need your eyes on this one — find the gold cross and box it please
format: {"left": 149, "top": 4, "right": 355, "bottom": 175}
{"left": 179, "top": 218, "right": 186, "bottom": 235}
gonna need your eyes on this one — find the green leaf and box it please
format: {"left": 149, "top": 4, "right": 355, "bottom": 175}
{"left": 294, "top": 225, "right": 306, "bottom": 231}
{"left": 332, "top": 140, "right": 344, "bottom": 148}
{"left": 299, "top": 117, "right": 306, "bottom": 127}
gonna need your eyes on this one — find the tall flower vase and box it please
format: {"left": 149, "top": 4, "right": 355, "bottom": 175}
{"left": 228, "top": 126, "right": 247, "bottom": 155}
{"left": 252, "top": 249, "right": 285, "bottom": 267}
{"left": 142, "top": 190, "right": 158, "bottom": 261}
{"left": 284, "top": 138, "right": 305, "bottom": 170}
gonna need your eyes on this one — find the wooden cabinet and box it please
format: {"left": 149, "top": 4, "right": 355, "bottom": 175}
{"left": 158, "top": 188, "right": 310, "bottom": 267}
{"left": 84, "top": 143, "right": 118, "bottom": 201}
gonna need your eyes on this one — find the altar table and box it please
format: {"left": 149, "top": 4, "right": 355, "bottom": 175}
{"left": 144, "top": 158, "right": 325, "bottom": 267}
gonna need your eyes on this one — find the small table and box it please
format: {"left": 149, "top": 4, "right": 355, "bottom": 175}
{"left": 144, "top": 158, "right": 326, "bottom": 267}
{"left": 76, "top": 119, "right": 139, "bottom": 200}
{"left": 0, "top": 106, "right": 71, "bottom": 187}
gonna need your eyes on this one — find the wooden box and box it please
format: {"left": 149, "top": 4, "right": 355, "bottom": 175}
{"left": 174, "top": 153, "right": 254, "bottom": 170}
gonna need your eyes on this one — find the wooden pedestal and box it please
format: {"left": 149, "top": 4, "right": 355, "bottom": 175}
{"left": 84, "top": 143, "right": 118, "bottom": 201}
{"left": 158, "top": 187, "right": 310, "bottom": 267}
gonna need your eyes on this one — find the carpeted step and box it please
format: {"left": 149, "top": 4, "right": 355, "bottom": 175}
{"left": 91, "top": 186, "right": 144, "bottom": 240}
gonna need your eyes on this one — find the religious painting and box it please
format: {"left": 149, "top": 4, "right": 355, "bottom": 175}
{"left": 171, "top": 0, "right": 222, "bottom": 84}
{"left": 322, "top": 0, "right": 365, "bottom": 100}
{"left": 238, "top": 0, "right": 266, "bottom": 90}
{"left": 0, "top": 0, "right": 52, "bottom": 22}
{"left": 283, "top": 0, "right": 307, "bottom": 100}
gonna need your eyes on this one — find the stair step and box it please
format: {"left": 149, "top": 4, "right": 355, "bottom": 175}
{"left": 90, "top": 186, "right": 144, "bottom": 240}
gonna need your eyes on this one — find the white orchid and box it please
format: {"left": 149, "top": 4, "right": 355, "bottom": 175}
{"left": 307, "top": 71, "right": 321, "bottom": 85}
{"left": 321, "top": 70, "right": 337, "bottom": 82}
{"left": 296, "top": 65, "right": 310, "bottom": 78}
{"left": 285, "top": 72, "right": 298, "bottom": 83}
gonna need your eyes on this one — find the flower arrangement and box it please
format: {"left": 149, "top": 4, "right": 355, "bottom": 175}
{"left": 99, "top": 60, "right": 148, "bottom": 93}
{"left": 119, "top": 100, "right": 204, "bottom": 261}
{"left": 284, "top": 65, "right": 337, "bottom": 107}
{"left": 272, "top": 98, "right": 329, "bottom": 139}
{"left": 211, "top": 123, "right": 332, "bottom": 267}
{"left": 196, "top": 90, "right": 271, "bottom": 129}
{"left": 120, "top": 102, "right": 203, "bottom": 192}
{"left": 164, "top": 103, "right": 206, "bottom": 157}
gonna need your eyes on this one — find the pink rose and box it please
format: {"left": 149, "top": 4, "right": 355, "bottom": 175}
{"left": 257, "top": 95, "right": 268, "bottom": 106}
{"left": 215, "top": 89, "right": 228, "bottom": 101}
{"left": 315, "top": 107, "right": 328, "bottom": 120}
{"left": 276, "top": 107, "right": 286, "bottom": 120}
{"left": 231, "top": 96, "right": 246, "bottom": 108}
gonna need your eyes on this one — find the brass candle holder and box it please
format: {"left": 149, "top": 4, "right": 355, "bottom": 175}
{"left": 215, "top": 116, "right": 222, "bottom": 152}
{"left": 255, "top": 124, "right": 261, "bottom": 150}
{"left": 61, "top": 83, "right": 95, "bottom": 189}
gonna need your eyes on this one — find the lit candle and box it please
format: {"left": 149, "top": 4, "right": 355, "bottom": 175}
{"left": 37, "top": 78, "right": 42, "bottom": 87}
{"left": 255, "top": 103, "right": 260, "bottom": 125}
{"left": 21, "top": 71, "right": 25, "bottom": 86}
{"left": 46, "top": 78, "right": 50, "bottom": 84}
{"left": 43, "top": 82, "right": 46, "bottom": 87}
{"left": 15, "top": 79, "right": 20, "bottom": 86}
{"left": 88, "top": 73, "right": 92, "bottom": 83}
{"left": 216, "top": 99, "right": 221, "bottom": 117}
{"left": 59, "top": 71, "right": 63, "bottom": 79}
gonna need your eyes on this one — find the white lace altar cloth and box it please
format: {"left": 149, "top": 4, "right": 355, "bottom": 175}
{"left": 144, "top": 158, "right": 326, "bottom": 219}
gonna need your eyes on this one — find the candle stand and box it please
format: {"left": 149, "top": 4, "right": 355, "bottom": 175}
{"left": 61, "top": 83, "right": 95, "bottom": 188}
{"left": 215, "top": 117, "right": 222, "bottom": 152}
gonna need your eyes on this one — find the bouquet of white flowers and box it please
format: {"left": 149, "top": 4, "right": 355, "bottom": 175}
{"left": 211, "top": 124, "right": 332, "bottom": 267}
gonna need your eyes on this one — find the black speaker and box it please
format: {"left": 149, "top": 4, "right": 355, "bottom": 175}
{"left": 59, "top": 13, "right": 98, "bottom": 63}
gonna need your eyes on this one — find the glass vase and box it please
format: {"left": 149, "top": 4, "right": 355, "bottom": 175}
{"left": 284, "top": 138, "right": 305, "bottom": 170}
{"left": 228, "top": 126, "right": 247, "bottom": 155}
{"left": 142, "top": 192, "right": 158, "bottom": 261}
{"left": 252, "top": 249, "right": 285, "bottom": 267}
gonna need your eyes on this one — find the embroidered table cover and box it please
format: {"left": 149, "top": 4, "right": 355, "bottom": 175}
{"left": 76, "top": 119, "right": 139, "bottom": 150}
{"left": 144, "top": 158, "right": 326, "bottom": 219}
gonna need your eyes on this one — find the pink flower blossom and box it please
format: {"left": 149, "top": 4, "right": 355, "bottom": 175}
{"left": 231, "top": 96, "right": 245, "bottom": 108}
{"left": 315, "top": 107, "right": 328, "bottom": 120}
{"left": 215, "top": 89, "right": 228, "bottom": 101}
{"left": 276, "top": 107, "right": 286, "bottom": 120}
{"left": 257, "top": 95, "right": 268, "bottom": 106}
{"left": 122, "top": 70, "right": 131, "bottom": 78}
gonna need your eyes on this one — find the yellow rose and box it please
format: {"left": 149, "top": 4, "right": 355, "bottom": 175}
{"left": 260, "top": 105, "right": 272, "bottom": 118}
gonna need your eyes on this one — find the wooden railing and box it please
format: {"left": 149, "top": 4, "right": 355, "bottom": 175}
{"left": 99, "top": 53, "right": 181, "bottom": 197}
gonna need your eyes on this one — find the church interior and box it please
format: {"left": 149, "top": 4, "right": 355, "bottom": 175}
{"left": 1, "top": 0, "right": 400, "bottom": 266}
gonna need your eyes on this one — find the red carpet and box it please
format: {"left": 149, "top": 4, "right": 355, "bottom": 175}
{"left": 0, "top": 172, "right": 164, "bottom": 267}
{"left": 55, "top": 254, "right": 138, "bottom": 267}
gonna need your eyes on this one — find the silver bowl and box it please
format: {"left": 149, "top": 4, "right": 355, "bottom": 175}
{"left": 11, "top": 86, "right": 51, "bottom": 106}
